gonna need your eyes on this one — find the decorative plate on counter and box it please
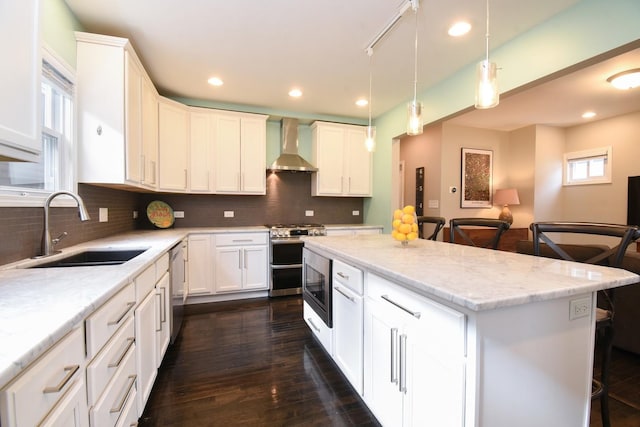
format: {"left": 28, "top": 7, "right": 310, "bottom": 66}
{"left": 147, "top": 200, "right": 175, "bottom": 228}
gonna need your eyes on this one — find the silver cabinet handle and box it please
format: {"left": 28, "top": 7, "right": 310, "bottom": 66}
{"left": 337, "top": 271, "right": 349, "bottom": 280}
{"left": 335, "top": 286, "right": 355, "bottom": 302}
{"left": 243, "top": 249, "right": 248, "bottom": 270}
{"left": 381, "top": 295, "right": 421, "bottom": 319}
{"left": 155, "top": 292, "right": 162, "bottom": 332}
{"left": 110, "top": 375, "right": 137, "bottom": 414}
{"left": 43, "top": 365, "right": 79, "bottom": 394}
{"left": 390, "top": 328, "right": 398, "bottom": 385}
{"left": 141, "top": 154, "right": 146, "bottom": 183}
{"left": 108, "top": 337, "right": 135, "bottom": 368}
{"left": 151, "top": 160, "right": 157, "bottom": 184}
{"left": 307, "top": 317, "right": 321, "bottom": 333}
{"left": 160, "top": 286, "right": 167, "bottom": 323}
{"left": 232, "top": 239, "right": 253, "bottom": 243}
{"left": 399, "top": 334, "right": 407, "bottom": 394}
{"left": 108, "top": 301, "right": 135, "bottom": 326}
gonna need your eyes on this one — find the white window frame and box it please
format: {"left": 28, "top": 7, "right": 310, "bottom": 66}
{"left": 0, "top": 44, "right": 77, "bottom": 207}
{"left": 563, "top": 146, "right": 612, "bottom": 186}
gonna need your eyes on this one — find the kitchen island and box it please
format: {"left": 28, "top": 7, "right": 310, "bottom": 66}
{"left": 303, "top": 234, "right": 640, "bottom": 427}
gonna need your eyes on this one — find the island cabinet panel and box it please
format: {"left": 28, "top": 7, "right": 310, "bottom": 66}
{"left": 364, "top": 273, "right": 466, "bottom": 427}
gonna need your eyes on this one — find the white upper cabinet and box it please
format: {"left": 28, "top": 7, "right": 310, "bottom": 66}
{"left": 0, "top": 0, "right": 42, "bottom": 162}
{"left": 213, "top": 112, "right": 267, "bottom": 194}
{"left": 311, "top": 121, "right": 372, "bottom": 197}
{"left": 158, "top": 97, "right": 189, "bottom": 192}
{"left": 189, "top": 108, "right": 215, "bottom": 193}
{"left": 76, "top": 32, "right": 158, "bottom": 189}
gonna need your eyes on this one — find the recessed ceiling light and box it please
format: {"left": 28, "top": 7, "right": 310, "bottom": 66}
{"left": 207, "top": 77, "right": 223, "bottom": 86}
{"left": 607, "top": 68, "right": 640, "bottom": 90}
{"left": 582, "top": 111, "right": 596, "bottom": 119}
{"left": 356, "top": 98, "right": 368, "bottom": 107}
{"left": 448, "top": 21, "right": 471, "bottom": 37}
{"left": 289, "top": 88, "right": 302, "bottom": 98}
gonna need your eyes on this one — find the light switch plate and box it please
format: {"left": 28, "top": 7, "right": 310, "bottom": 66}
{"left": 352, "top": 210, "right": 360, "bottom": 216}
{"left": 428, "top": 200, "right": 439, "bottom": 209}
{"left": 174, "top": 211, "right": 185, "bottom": 218}
{"left": 224, "top": 211, "right": 234, "bottom": 218}
{"left": 99, "top": 208, "right": 108, "bottom": 223}
{"left": 305, "top": 210, "right": 314, "bottom": 216}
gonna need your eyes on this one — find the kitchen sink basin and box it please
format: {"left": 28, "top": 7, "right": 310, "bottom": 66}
{"left": 29, "top": 248, "right": 148, "bottom": 268}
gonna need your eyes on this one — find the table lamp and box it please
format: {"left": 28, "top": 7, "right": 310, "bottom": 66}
{"left": 494, "top": 188, "right": 520, "bottom": 225}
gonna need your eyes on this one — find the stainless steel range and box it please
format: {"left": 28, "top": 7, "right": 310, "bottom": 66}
{"left": 267, "top": 224, "right": 326, "bottom": 297}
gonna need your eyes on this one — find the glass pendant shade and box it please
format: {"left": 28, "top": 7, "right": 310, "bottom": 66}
{"left": 365, "top": 125, "right": 376, "bottom": 152}
{"left": 407, "top": 100, "right": 423, "bottom": 135}
{"left": 475, "top": 60, "right": 499, "bottom": 109}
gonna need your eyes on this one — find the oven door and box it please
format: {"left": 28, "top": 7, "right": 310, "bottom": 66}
{"left": 302, "top": 247, "right": 332, "bottom": 328}
{"left": 270, "top": 239, "right": 304, "bottom": 297}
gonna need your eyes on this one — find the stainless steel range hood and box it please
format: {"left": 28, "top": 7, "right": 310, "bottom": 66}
{"left": 268, "top": 118, "right": 317, "bottom": 172}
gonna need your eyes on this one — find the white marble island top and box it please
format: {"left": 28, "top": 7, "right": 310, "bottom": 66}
{"left": 303, "top": 234, "right": 640, "bottom": 311}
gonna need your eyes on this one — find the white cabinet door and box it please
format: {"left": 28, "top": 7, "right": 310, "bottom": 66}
{"left": 39, "top": 377, "right": 87, "bottom": 427}
{"left": 158, "top": 97, "right": 188, "bottom": 191}
{"left": 213, "top": 114, "right": 241, "bottom": 193}
{"left": 0, "top": 0, "right": 42, "bottom": 161}
{"left": 135, "top": 289, "right": 157, "bottom": 413}
{"left": 189, "top": 109, "right": 214, "bottom": 192}
{"left": 156, "top": 271, "right": 171, "bottom": 366}
{"left": 215, "top": 247, "right": 243, "bottom": 292}
{"left": 243, "top": 245, "right": 268, "bottom": 290}
{"left": 239, "top": 116, "right": 266, "bottom": 194}
{"left": 141, "top": 77, "right": 158, "bottom": 188}
{"left": 188, "top": 234, "right": 214, "bottom": 295}
{"left": 345, "top": 127, "right": 372, "bottom": 196}
{"left": 124, "top": 51, "right": 143, "bottom": 184}
{"left": 332, "top": 283, "right": 364, "bottom": 395}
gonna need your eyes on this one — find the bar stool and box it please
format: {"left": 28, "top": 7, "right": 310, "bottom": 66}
{"left": 416, "top": 216, "right": 446, "bottom": 240}
{"left": 448, "top": 218, "right": 510, "bottom": 250}
{"left": 529, "top": 221, "right": 640, "bottom": 427}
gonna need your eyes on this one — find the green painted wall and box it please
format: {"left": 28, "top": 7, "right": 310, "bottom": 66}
{"left": 42, "top": 0, "right": 84, "bottom": 67}
{"left": 366, "top": 0, "right": 640, "bottom": 232}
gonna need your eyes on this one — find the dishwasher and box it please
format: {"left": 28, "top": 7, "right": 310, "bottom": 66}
{"left": 169, "top": 240, "right": 186, "bottom": 343}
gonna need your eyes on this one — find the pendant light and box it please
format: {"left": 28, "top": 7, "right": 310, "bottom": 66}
{"left": 365, "top": 48, "right": 376, "bottom": 152}
{"left": 475, "top": 0, "right": 499, "bottom": 109}
{"left": 407, "top": 0, "right": 423, "bottom": 135}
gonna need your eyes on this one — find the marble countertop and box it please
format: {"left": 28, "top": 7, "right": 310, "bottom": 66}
{"left": 303, "top": 234, "right": 640, "bottom": 312}
{"left": 0, "top": 226, "right": 271, "bottom": 389}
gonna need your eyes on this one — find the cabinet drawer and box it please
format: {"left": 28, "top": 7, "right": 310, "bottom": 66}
{"left": 90, "top": 341, "right": 137, "bottom": 427}
{"left": 333, "top": 259, "right": 363, "bottom": 295}
{"left": 367, "top": 273, "right": 466, "bottom": 357}
{"left": 156, "top": 252, "right": 169, "bottom": 277}
{"left": 1, "top": 327, "right": 85, "bottom": 427}
{"left": 215, "top": 232, "right": 267, "bottom": 246}
{"left": 135, "top": 263, "right": 156, "bottom": 303}
{"left": 86, "top": 283, "right": 135, "bottom": 360}
{"left": 87, "top": 316, "right": 136, "bottom": 406}
{"left": 303, "top": 301, "right": 333, "bottom": 355}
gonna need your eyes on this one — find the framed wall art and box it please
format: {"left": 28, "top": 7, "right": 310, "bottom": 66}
{"left": 461, "top": 148, "right": 493, "bottom": 208}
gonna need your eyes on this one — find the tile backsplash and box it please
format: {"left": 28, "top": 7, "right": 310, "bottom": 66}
{"left": 1, "top": 173, "right": 364, "bottom": 264}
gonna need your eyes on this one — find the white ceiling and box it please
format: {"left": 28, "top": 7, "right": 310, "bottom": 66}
{"left": 64, "top": 0, "right": 639, "bottom": 129}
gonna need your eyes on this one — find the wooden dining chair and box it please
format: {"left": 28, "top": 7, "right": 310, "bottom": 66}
{"left": 416, "top": 216, "right": 446, "bottom": 240}
{"left": 529, "top": 221, "right": 640, "bottom": 427}
{"left": 448, "top": 218, "right": 510, "bottom": 250}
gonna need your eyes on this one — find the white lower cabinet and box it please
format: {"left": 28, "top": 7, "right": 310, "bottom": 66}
{"left": 303, "top": 301, "right": 333, "bottom": 354}
{"left": 214, "top": 233, "right": 268, "bottom": 293}
{"left": 0, "top": 327, "right": 87, "bottom": 427}
{"left": 135, "top": 278, "right": 158, "bottom": 413}
{"left": 188, "top": 233, "right": 214, "bottom": 295}
{"left": 155, "top": 271, "right": 171, "bottom": 366}
{"left": 364, "top": 273, "right": 466, "bottom": 427}
{"left": 332, "top": 260, "right": 364, "bottom": 395}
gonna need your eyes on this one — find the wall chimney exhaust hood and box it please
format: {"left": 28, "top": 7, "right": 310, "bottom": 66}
{"left": 268, "top": 118, "right": 318, "bottom": 172}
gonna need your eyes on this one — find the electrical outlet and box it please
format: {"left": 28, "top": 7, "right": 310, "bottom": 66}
{"left": 224, "top": 211, "right": 234, "bottom": 218}
{"left": 174, "top": 211, "right": 185, "bottom": 218}
{"left": 352, "top": 210, "right": 360, "bottom": 216}
{"left": 569, "top": 296, "right": 591, "bottom": 320}
{"left": 132, "top": 210, "right": 138, "bottom": 219}
{"left": 99, "top": 207, "right": 108, "bottom": 223}
{"left": 428, "top": 200, "right": 439, "bottom": 208}
{"left": 305, "top": 210, "right": 314, "bottom": 217}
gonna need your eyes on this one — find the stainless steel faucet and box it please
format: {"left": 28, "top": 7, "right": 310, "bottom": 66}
{"left": 39, "top": 191, "right": 91, "bottom": 257}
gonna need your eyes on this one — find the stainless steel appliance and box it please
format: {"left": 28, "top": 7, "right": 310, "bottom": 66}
{"left": 302, "top": 247, "right": 332, "bottom": 327}
{"left": 169, "top": 240, "right": 186, "bottom": 343}
{"left": 267, "top": 224, "right": 326, "bottom": 297}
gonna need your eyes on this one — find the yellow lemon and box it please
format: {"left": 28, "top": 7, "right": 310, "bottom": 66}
{"left": 402, "top": 213, "right": 415, "bottom": 224}
{"left": 411, "top": 223, "right": 419, "bottom": 232}
{"left": 392, "top": 219, "right": 402, "bottom": 230}
{"left": 403, "top": 205, "right": 415, "bottom": 215}
{"left": 407, "top": 232, "right": 418, "bottom": 241}
{"left": 393, "top": 209, "right": 403, "bottom": 220}
{"left": 399, "top": 223, "right": 412, "bottom": 234}
{"left": 394, "top": 232, "right": 407, "bottom": 241}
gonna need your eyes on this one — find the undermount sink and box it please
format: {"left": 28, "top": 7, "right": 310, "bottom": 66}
{"left": 29, "top": 248, "right": 148, "bottom": 268}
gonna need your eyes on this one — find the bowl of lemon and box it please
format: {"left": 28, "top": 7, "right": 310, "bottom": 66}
{"left": 391, "top": 205, "right": 419, "bottom": 246}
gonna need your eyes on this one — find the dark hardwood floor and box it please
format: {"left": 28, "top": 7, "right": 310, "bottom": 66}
{"left": 139, "top": 296, "right": 640, "bottom": 427}
{"left": 139, "top": 296, "right": 380, "bottom": 426}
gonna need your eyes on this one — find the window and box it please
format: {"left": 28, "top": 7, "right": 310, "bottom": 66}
{"left": 564, "top": 146, "right": 612, "bottom": 186}
{"left": 0, "top": 46, "right": 75, "bottom": 206}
